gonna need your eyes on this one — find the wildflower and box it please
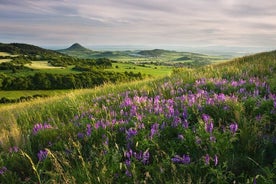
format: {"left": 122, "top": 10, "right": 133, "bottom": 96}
{"left": 150, "top": 123, "right": 159, "bottom": 139}
{"left": 195, "top": 136, "right": 202, "bottom": 144}
{"left": 202, "top": 114, "right": 214, "bottom": 133}
{"left": 205, "top": 154, "right": 210, "bottom": 165}
{"left": 125, "top": 159, "right": 131, "bottom": 167}
{"left": 171, "top": 154, "right": 190, "bottom": 164}
{"left": 33, "top": 123, "right": 53, "bottom": 135}
{"left": 126, "top": 128, "right": 137, "bottom": 140}
{"left": 178, "top": 134, "right": 184, "bottom": 140}
{"left": 77, "top": 132, "right": 84, "bottom": 139}
{"left": 182, "top": 119, "right": 189, "bottom": 129}
{"left": 125, "top": 169, "right": 132, "bottom": 177}
{"left": 210, "top": 135, "right": 216, "bottom": 142}
{"left": 229, "top": 123, "right": 238, "bottom": 134}
{"left": 86, "top": 124, "right": 92, "bottom": 136}
{"left": 37, "top": 149, "right": 48, "bottom": 161}
{"left": 0, "top": 166, "right": 7, "bottom": 175}
{"left": 214, "top": 155, "right": 218, "bottom": 166}
{"left": 9, "top": 146, "right": 19, "bottom": 153}
{"left": 125, "top": 149, "right": 133, "bottom": 159}
{"left": 142, "top": 150, "right": 150, "bottom": 164}
{"left": 205, "top": 121, "right": 214, "bottom": 134}
{"left": 202, "top": 114, "right": 210, "bottom": 123}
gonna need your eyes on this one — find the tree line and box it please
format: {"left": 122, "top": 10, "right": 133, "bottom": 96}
{"left": 0, "top": 71, "right": 143, "bottom": 90}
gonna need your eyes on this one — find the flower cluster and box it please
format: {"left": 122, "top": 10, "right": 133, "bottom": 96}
{"left": 37, "top": 149, "right": 48, "bottom": 161}
{"left": 0, "top": 167, "right": 7, "bottom": 175}
{"left": 33, "top": 123, "right": 53, "bottom": 135}
{"left": 171, "top": 155, "right": 191, "bottom": 164}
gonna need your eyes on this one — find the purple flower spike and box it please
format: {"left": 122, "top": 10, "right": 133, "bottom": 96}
{"left": 37, "top": 149, "right": 48, "bottom": 161}
{"left": 205, "top": 122, "right": 214, "bottom": 134}
{"left": 229, "top": 123, "right": 238, "bottom": 134}
{"left": 202, "top": 114, "right": 210, "bottom": 123}
{"left": 214, "top": 155, "right": 218, "bottom": 166}
{"left": 171, "top": 154, "right": 190, "bottom": 164}
{"left": 33, "top": 123, "right": 53, "bottom": 135}
{"left": 0, "top": 167, "right": 7, "bottom": 175}
{"left": 178, "top": 134, "right": 184, "bottom": 140}
{"left": 142, "top": 150, "right": 150, "bottom": 164}
{"left": 86, "top": 124, "right": 92, "bottom": 136}
{"left": 205, "top": 154, "right": 210, "bottom": 165}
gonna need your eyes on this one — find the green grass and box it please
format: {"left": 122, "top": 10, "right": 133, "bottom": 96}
{"left": 26, "top": 61, "right": 64, "bottom": 69}
{"left": 0, "top": 59, "right": 11, "bottom": 63}
{"left": 106, "top": 63, "right": 172, "bottom": 77}
{"left": 0, "top": 52, "right": 11, "bottom": 56}
{"left": 0, "top": 89, "right": 71, "bottom": 99}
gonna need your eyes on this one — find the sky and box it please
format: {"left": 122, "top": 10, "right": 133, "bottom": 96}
{"left": 0, "top": 0, "right": 276, "bottom": 51}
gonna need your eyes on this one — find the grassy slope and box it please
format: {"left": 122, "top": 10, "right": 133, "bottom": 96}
{"left": 0, "top": 50, "right": 275, "bottom": 183}
{"left": 1, "top": 50, "right": 275, "bottom": 146}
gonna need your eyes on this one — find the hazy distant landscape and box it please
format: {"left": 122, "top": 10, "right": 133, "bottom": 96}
{"left": 1, "top": 0, "right": 276, "bottom": 183}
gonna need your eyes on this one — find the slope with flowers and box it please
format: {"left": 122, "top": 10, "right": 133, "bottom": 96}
{"left": 0, "top": 50, "right": 276, "bottom": 183}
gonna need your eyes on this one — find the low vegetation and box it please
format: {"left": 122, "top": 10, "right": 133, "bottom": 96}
{"left": 0, "top": 50, "right": 275, "bottom": 183}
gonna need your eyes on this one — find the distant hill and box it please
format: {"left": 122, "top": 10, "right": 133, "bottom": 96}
{"left": 137, "top": 49, "right": 176, "bottom": 57}
{"left": 0, "top": 42, "right": 63, "bottom": 57}
{"left": 59, "top": 43, "right": 91, "bottom": 52}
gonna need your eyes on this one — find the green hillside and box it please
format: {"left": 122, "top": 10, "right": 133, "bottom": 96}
{"left": 0, "top": 49, "right": 275, "bottom": 183}
{"left": 58, "top": 44, "right": 226, "bottom": 65}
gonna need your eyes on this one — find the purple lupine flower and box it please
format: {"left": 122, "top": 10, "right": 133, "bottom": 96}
{"left": 134, "top": 151, "right": 143, "bottom": 160}
{"left": 210, "top": 136, "right": 216, "bottom": 142}
{"left": 77, "top": 132, "right": 84, "bottom": 139}
{"left": 205, "top": 154, "right": 210, "bottom": 165}
{"left": 150, "top": 123, "right": 159, "bottom": 139}
{"left": 202, "top": 114, "right": 210, "bottom": 123}
{"left": 9, "top": 146, "right": 19, "bottom": 153}
{"left": 182, "top": 119, "right": 189, "bottom": 129}
{"left": 142, "top": 150, "right": 150, "bottom": 164}
{"left": 125, "top": 159, "right": 131, "bottom": 167}
{"left": 205, "top": 121, "right": 214, "bottom": 134}
{"left": 125, "top": 169, "right": 132, "bottom": 177}
{"left": 182, "top": 155, "right": 191, "bottom": 164}
{"left": 229, "top": 123, "right": 238, "bottom": 134}
{"left": 33, "top": 123, "right": 53, "bottom": 135}
{"left": 171, "top": 155, "right": 190, "bottom": 164}
{"left": 37, "top": 149, "right": 48, "bottom": 161}
{"left": 0, "top": 167, "right": 7, "bottom": 175}
{"left": 126, "top": 128, "right": 137, "bottom": 140}
{"left": 178, "top": 134, "right": 184, "bottom": 140}
{"left": 171, "top": 155, "right": 182, "bottom": 163}
{"left": 202, "top": 114, "right": 213, "bottom": 133}
{"left": 214, "top": 155, "right": 218, "bottom": 166}
{"left": 195, "top": 136, "right": 202, "bottom": 144}
{"left": 125, "top": 149, "right": 133, "bottom": 159}
{"left": 86, "top": 124, "right": 92, "bottom": 136}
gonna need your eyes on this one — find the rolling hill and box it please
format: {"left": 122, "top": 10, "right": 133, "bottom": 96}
{"left": 0, "top": 42, "right": 64, "bottom": 57}
{"left": 0, "top": 49, "right": 275, "bottom": 183}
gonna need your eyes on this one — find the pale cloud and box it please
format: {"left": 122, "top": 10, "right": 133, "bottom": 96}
{"left": 0, "top": 0, "right": 275, "bottom": 49}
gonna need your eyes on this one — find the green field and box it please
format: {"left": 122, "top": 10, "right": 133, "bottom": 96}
{"left": 0, "top": 59, "right": 11, "bottom": 63}
{"left": 0, "top": 89, "right": 71, "bottom": 99}
{"left": 107, "top": 62, "right": 173, "bottom": 77}
{"left": 0, "top": 52, "right": 11, "bottom": 56}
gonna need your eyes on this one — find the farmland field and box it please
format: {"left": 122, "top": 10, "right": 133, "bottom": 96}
{"left": 0, "top": 59, "right": 11, "bottom": 63}
{"left": 0, "top": 52, "right": 11, "bottom": 56}
{"left": 0, "top": 89, "right": 71, "bottom": 99}
{"left": 26, "top": 61, "right": 64, "bottom": 69}
{"left": 107, "top": 62, "right": 172, "bottom": 77}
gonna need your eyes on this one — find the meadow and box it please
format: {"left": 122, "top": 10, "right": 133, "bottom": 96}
{"left": 0, "top": 50, "right": 275, "bottom": 183}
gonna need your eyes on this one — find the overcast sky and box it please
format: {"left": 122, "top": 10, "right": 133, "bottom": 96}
{"left": 0, "top": 0, "right": 276, "bottom": 50}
